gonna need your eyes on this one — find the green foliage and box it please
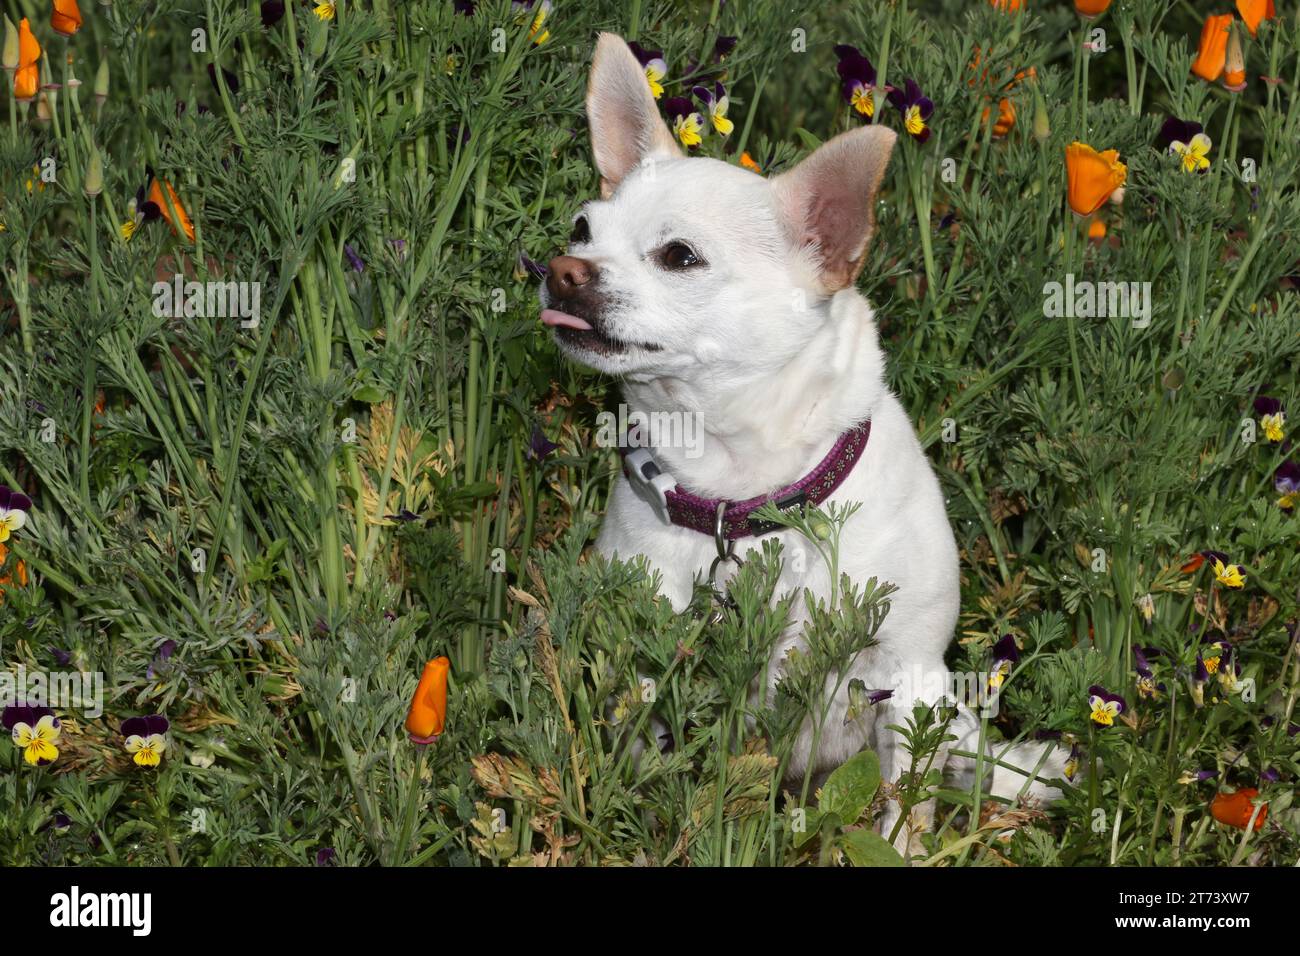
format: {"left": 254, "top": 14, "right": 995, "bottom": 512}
{"left": 1, "top": 0, "right": 1298, "bottom": 866}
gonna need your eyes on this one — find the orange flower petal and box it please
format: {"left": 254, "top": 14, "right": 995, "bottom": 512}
{"left": 147, "top": 178, "right": 196, "bottom": 243}
{"left": 1210, "top": 788, "right": 1268, "bottom": 830}
{"left": 1236, "top": 0, "right": 1275, "bottom": 37}
{"left": 52, "top": 0, "right": 83, "bottom": 37}
{"left": 1191, "top": 15, "right": 1233, "bottom": 83}
{"left": 1064, "top": 142, "right": 1127, "bottom": 217}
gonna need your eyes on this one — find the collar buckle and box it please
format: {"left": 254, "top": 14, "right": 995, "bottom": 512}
{"left": 623, "top": 447, "right": 675, "bottom": 526}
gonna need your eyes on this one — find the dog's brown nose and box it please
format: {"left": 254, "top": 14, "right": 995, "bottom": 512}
{"left": 546, "top": 255, "right": 596, "bottom": 298}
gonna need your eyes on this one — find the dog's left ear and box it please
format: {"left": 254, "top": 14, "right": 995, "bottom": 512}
{"left": 770, "top": 125, "right": 896, "bottom": 294}
{"left": 586, "top": 33, "right": 683, "bottom": 198}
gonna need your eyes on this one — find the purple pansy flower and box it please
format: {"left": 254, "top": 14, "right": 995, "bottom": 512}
{"left": 664, "top": 96, "right": 706, "bottom": 148}
{"left": 526, "top": 425, "right": 559, "bottom": 462}
{"left": 691, "top": 82, "right": 733, "bottom": 136}
{"left": 887, "top": 78, "right": 934, "bottom": 143}
{"left": 261, "top": 1, "right": 285, "bottom": 26}
{"left": 987, "top": 633, "right": 1019, "bottom": 691}
{"left": 147, "top": 639, "right": 178, "bottom": 680}
{"left": 344, "top": 244, "right": 365, "bottom": 273}
{"left": 120, "top": 715, "right": 170, "bottom": 768}
{"left": 833, "top": 44, "right": 878, "bottom": 119}
{"left": 1155, "top": 117, "right": 1203, "bottom": 151}
{"left": 628, "top": 42, "right": 668, "bottom": 100}
{"left": 517, "top": 252, "right": 547, "bottom": 280}
{"left": 0, "top": 485, "right": 33, "bottom": 543}
{"left": 1134, "top": 646, "right": 1166, "bottom": 699}
{"left": 713, "top": 36, "right": 737, "bottom": 59}
{"left": 3, "top": 703, "right": 61, "bottom": 766}
{"left": 1276, "top": 460, "right": 1300, "bottom": 510}
{"left": 1254, "top": 396, "right": 1285, "bottom": 442}
{"left": 1087, "top": 685, "right": 1126, "bottom": 727}
{"left": 315, "top": 847, "right": 337, "bottom": 866}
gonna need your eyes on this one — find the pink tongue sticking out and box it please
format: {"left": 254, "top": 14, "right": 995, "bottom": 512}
{"left": 541, "top": 309, "right": 592, "bottom": 331}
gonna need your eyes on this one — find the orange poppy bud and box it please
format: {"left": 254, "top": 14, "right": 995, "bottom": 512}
{"left": 405, "top": 656, "right": 450, "bottom": 743}
{"left": 51, "top": 0, "right": 82, "bottom": 37}
{"left": 1210, "top": 787, "right": 1268, "bottom": 830}
{"left": 981, "top": 97, "right": 1016, "bottom": 138}
{"left": 1064, "top": 142, "right": 1127, "bottom": 218}
{"left": 1191, "top": 15, "right": 1233, "bottom": 83}
{"left": 1074, "top": 0, "right": 1113, "bottom": 17}
{"left": 13, "top": 18, "right": 40, "bottom": 103}
{"left": 1223, "top": 28, "right": 1247, "bottom": 92}
{"left": 147, "top": 178, "right": 196, "bottom": 243}
{"left": 1088, "top": 218, "right": 1106, "bottom": 240}
{"left": 1236, "top": 0, "right": 1275, "bottom": 37}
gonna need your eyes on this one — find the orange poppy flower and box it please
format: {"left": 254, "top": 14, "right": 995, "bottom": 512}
{"left": 739, "top": 151, "right": 761, "bottom": 173}
{"left": 990, "top": 0, "right": 1025, "bottom": 10}
{"left": 1210, "top": 788, "right": 1268, "bottom": 830}
{"left": 0, "top": 541, "right": 29, "bottom": 590}
{"left": 1191, "top": 15, "right": 1233, "bottom": 83}
{"left": 1088, "top": 218, "right": 1107, "bottom": 240}
{"left": 51, "top": 0, "right": 82, "bottom": 37}
{"left": 147, "top": 177, "right": 196, "bottom": 243}
{"left": 405, "top": 656, "right": 450, "bottom": 743}
{"left": 13, "top": 18, "right": 40, "bottom": 104}
{"left": 981, "top": 97, "right": 1016, "bottom": 138}
{"left": 1065, "top": 142, "right": 1127, "bottom": 217}
{"left": 1236, "top": 0, "right": 1275, "bottom": 37}
{"left": 1074, "top": 0, "right": 1113, "bottom": 17}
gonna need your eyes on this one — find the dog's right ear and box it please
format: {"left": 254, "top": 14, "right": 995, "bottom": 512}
{"left": 586, "top": 33, "right": 682, "bottom": 198}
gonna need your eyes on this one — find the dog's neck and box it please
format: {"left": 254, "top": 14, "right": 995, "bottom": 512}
{"left": 620, "top": 291, "right": 889, "bottom": 500}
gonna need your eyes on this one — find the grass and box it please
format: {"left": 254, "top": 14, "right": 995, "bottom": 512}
{"left": 1, "top": 0, "right": 1299, "bottom": 866}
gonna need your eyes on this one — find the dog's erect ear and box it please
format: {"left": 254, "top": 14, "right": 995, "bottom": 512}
{"left": 586, "top": 33, "right": 682, "bottom": 198}
{"left": 770, "top": 125, "right": 897, "bottom": 293}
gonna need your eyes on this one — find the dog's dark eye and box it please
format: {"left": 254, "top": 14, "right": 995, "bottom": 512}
{"left": 659, "top": 241, "right": 702, "bottom": 271}
{"left": 569, "top": 216, "right": 591, "bottom": 245}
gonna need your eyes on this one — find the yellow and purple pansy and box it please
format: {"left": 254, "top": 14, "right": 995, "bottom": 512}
{"left": 664, "top": 96, "right": 705, "bottom": 148}
{"left": 1063, "top": 742, "right": 1080, "bottom": 781}
{"left": 1134, "top": 646, "right": 1165, "bottom": 699}
{"left": 1254, "top": 396, "right": 1285, "bottom": 442}
{"left": 1190, "top": 652, "right": 1211, "bottom": 706}
{"left": 987, "top": 633, "right": 1019, "bottom": 692}
{"left": 834, "top": 44, "right": 878, "bottom": 118}
{"left": 1087, "top": 685, "right": 1126, "bottom": 726}
{"left": 628, "top": 41, "right": 668, "bottom": 100}
{"left": 1157, "top": 117, "right": 1211, "bottom": 173}
{"left": 121, "top": 714, "right": 169, "bottom": 767}
{"left": 4, "top": 703, "right": 61, "bottom": 766}
{"left": 1274, "top": 460, "right": 1300, "bottom": 510}
{"left": 886, "top": 78, "right": 935, "bottom": 143}
{"left": 1181, "top": 549, "right": 1246, "bottom": 589}
{"left": 692, "top": 82, "right": 733, "bottom": 136}
{"left": 0, "top": 485, "right": 31, "bottom": 543}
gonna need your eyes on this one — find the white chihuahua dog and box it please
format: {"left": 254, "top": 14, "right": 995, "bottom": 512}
{"left": 540, "top": 34, "right": 1067, "bottom": 854}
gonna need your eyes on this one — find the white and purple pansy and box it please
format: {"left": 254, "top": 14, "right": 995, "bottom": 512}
{"left": 121, "top": 714, "right": 170, "bottom": 768}
{"left": 691, "top": 82, "right": 733, "bottom": 136}
{"left": 0, "top": 485, "right": 32, "bottom": 543}
{"left": 1087, "top": 685, "right": 1126, "bottom": 727}
{"left": 628, "top": 41, "right": 668, "bottom": 99}
{"left": 833, "top": 44, "right": 878, "bottom": 118}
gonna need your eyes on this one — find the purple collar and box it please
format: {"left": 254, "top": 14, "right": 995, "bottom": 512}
{"left": 620, "top": 421, "right": 871, "bottom": 540}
